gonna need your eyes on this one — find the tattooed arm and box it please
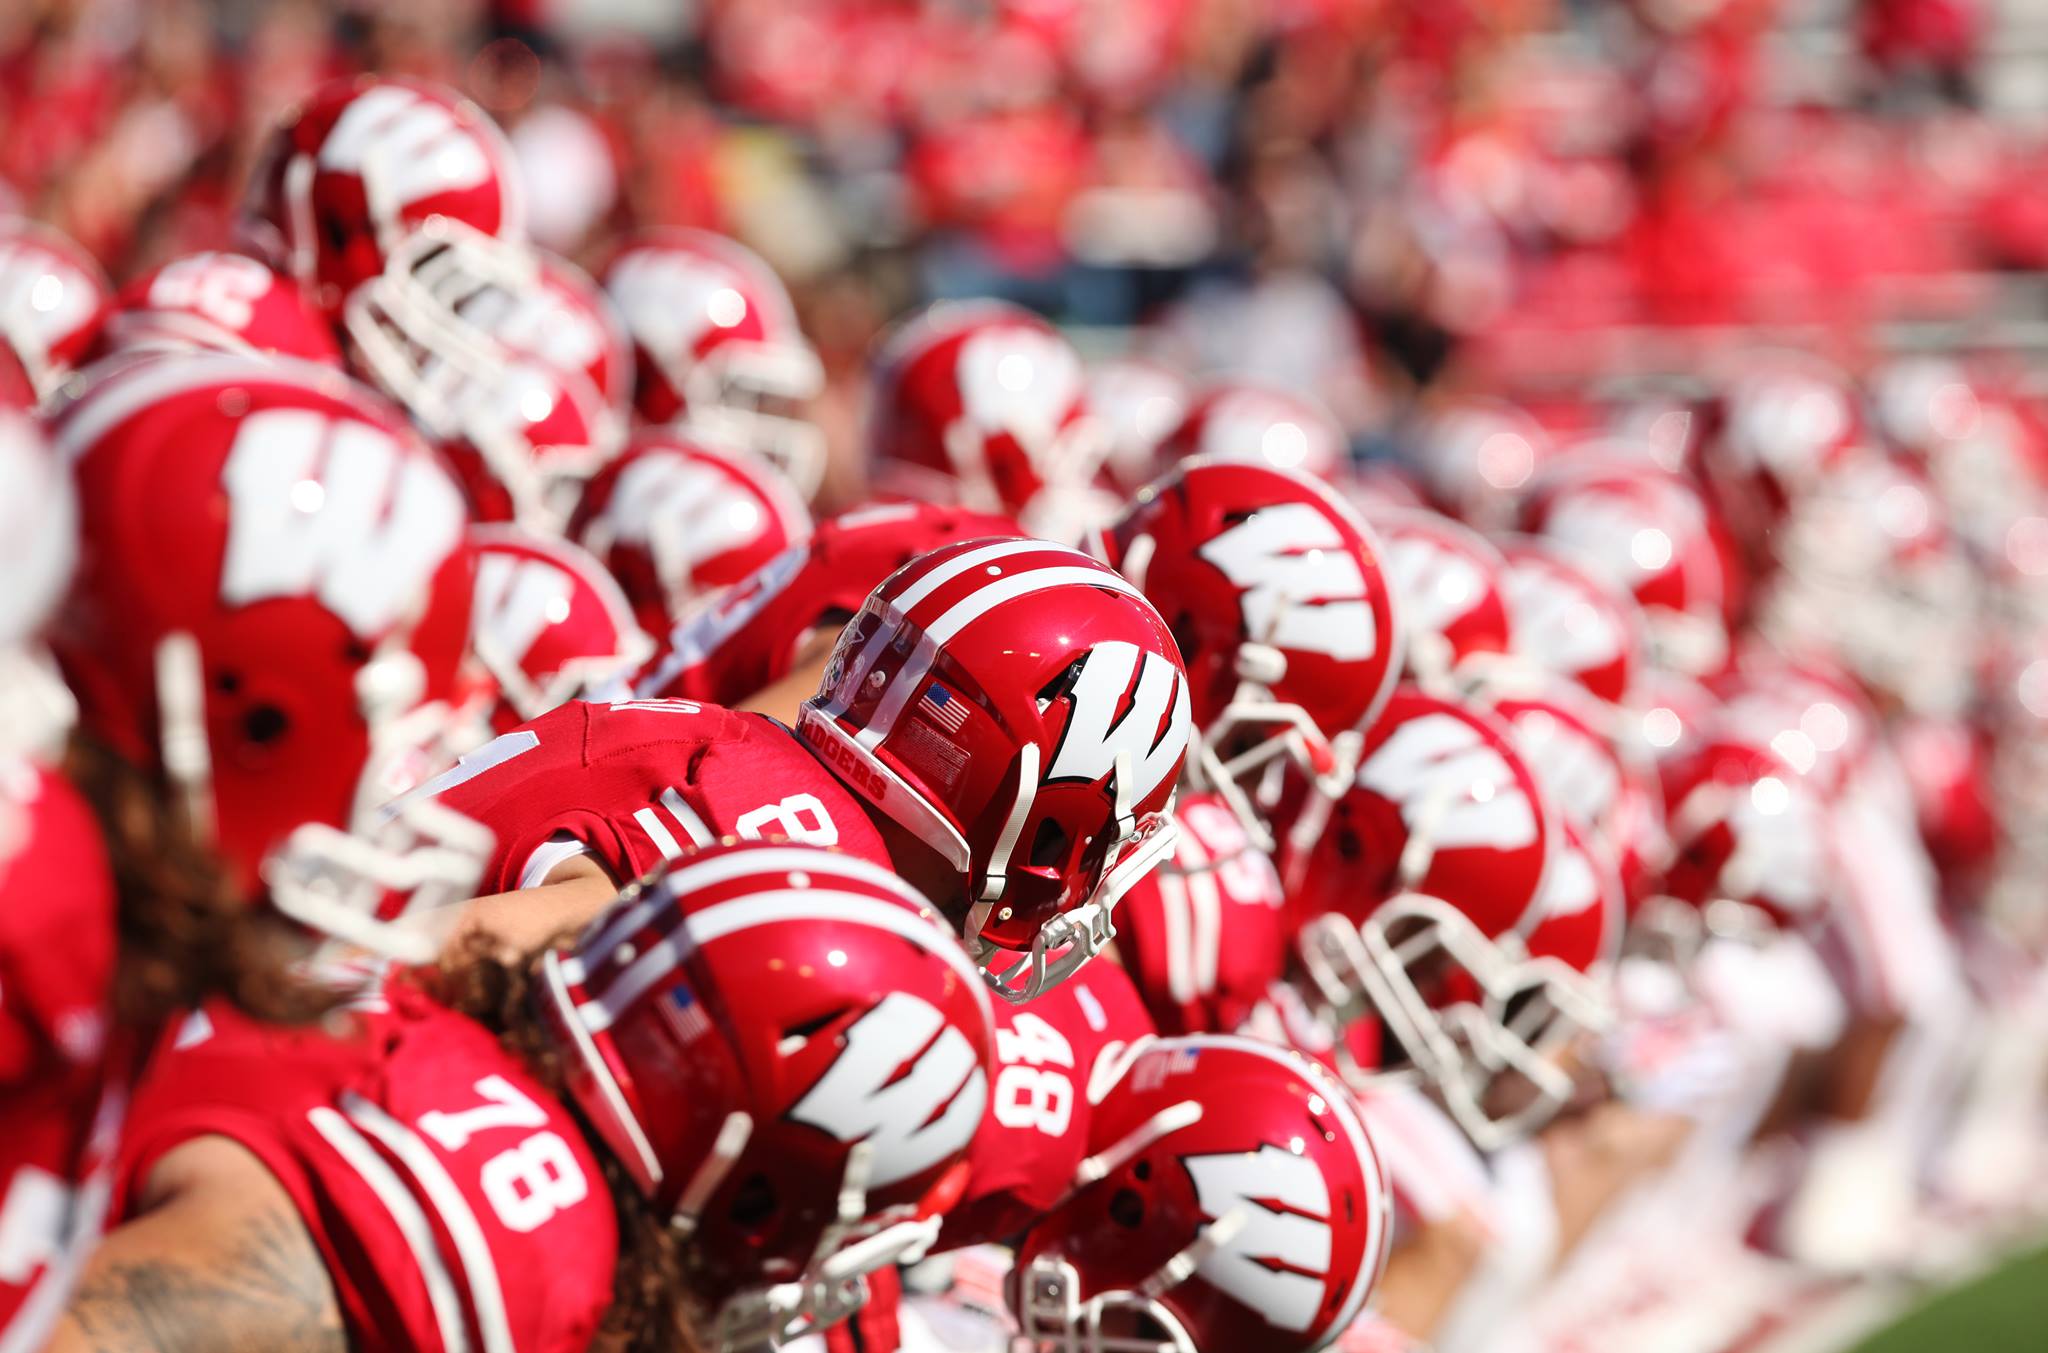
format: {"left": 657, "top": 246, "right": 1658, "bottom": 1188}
{"left": 46, "top": 1135, "right": 345, "bottom": 1353}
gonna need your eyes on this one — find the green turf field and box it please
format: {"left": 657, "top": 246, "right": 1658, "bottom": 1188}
{"left": 1849, "top": 1243, "right": 2048, "bottom": 1353}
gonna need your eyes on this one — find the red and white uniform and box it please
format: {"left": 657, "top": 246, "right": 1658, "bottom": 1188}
{"left": 120, "top": 989, "right": 614, "bottom": 1353}
{"left": 939, "top": 959, "right": 1156, "bottom": 1251}
{"left": 0, "top": 762, "right": 121, "bottom": 1350}
{"left": 399, "top": 698, "right": 889, "bottom": 891}
{"left": 1116, "top": 792, "right": 1288, "bottom": 1036}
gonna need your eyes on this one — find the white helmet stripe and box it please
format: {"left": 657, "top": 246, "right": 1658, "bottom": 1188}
{"left": 577, "top": 889, "right": 987, "bottom": 1035}
{"left": 857, "top": 563, "right": 1145, "bottom": 750}
{"left": 821, "top": 538, "right": 1050, "bottom": 721}
{"left": 572, "top": 845, "right": 925, "bottom": 975}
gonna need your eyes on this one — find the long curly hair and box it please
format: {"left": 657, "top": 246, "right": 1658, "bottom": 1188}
{"left": 435, "top": 937, "right": 707, "bottom": 1353}
{"left": 64, "top": 731, "right": 337, "bottom": 1030}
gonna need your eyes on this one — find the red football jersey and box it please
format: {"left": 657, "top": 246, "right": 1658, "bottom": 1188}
{"left": 119, "top": 987, "right": 616, "bottom": 1353}
{"left": 938, "top": 959, "right": 1157, "bottom": 1250}
{"left": 1115, "top": 792, "right": 1288, "bottom": 1036}
{"left": 0, "top": 759, "right": 122, "bottom": 1348}
{"left": 394, "top": 698, "right": 891, "bottom": 892}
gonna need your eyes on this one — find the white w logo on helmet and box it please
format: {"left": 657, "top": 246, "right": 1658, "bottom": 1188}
{"left": 788, "top": 991, "right": 988, "bottom": 1189}
{"left": 598, "top": 453, "right": 767, "bottom": 596}
{"left": 1044, "top": 640, "right": 1191, "bottom": 806}
{"left": 1185, "top": 1143, "right": 1333, "bottom": 1332}
{"left": 1357, "top": 713, "right": 1538, "bottom": 853}
{"left": 956, "top": 328, "right": 1082, "bottom": 447}
{"left": 608, "top": 251, "right": 752, "bottom": 364}
{"left": 473, "top": 551, "right": 573, "bottom": 668}
{"left": 319, "top": 85, "right": 493, "bottom": 222}
{"left": 1387, "top": 533, "right": 1486, "bottom": 639}
{"left": 1503, "top": 565, "right": 1622, "bottom": 672}
{"left": 1199, "top": 502, "right": 1377, "bottom": 660}
{"left": 1534, "top": 834, "right": 1603, "bottom": 925}
{"left": 1509, "top": 715, "right": 1619, "bottom": 831}
{"left": 219, "top": 408, "right": 465, "bottom": 638}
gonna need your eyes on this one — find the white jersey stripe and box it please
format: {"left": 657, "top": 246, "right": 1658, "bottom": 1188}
{"left": 657, "top": 787, "right": 715, "bottom": 847}
{"left": 631, "top": 807, "right": 684, "bottom": 862}
{"left": 341, "top": 1096, "right": 516, "bottom": 1353}
{"left": 307, "top": 1106, "right": 472, "bottom": 1353}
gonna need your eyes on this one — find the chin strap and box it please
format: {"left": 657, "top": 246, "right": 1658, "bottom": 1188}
{"left": 671, "top": 1111, "right": 755, "bottom": 1238}
{"left": 976, "top": 806, "right": 1178, "bottom": 1005}
{"left": 709, "top": 1140, "right": 945, "bottom": 1352}
{"left": 1011, "top": 1208, "right": 1240, "bottom": 1353}
{"left": 154, "top": 631, "right": 215, "bottom": 844}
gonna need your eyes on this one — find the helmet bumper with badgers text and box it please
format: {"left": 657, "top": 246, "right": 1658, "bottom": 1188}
{"left": 799, "top": 538, "right": 1193, "bottom": 1003}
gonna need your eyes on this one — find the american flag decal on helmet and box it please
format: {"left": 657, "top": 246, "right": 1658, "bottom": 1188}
{"left": 660, "top": 986, "right": 712, "bottom": 1045}
{"left": 920, "top": 682, "right": 969, "bottom": 733}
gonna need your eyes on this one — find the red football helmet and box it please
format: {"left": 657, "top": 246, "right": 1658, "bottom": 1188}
{"left": 1706, "top": 648, "right": 1881, "bottom": 802}
{"left": 868, "top": 301, "right": 1107, "bottom": 537}
{"left": 636, "top": 501, "right": 1021, "bottom": 706}
{"left": 99, "top": 251, "right": 342, "bottom": 366}
{"left": 1281, "top": 687, "right": 1569, "bottom": 1146}
{"left": 1010, "top": 1035, "right": 1391, "bottom": 1353}
{"left": 1279, "top": 687, "right": 1555, "bottom": 941}
{"left": 244, "top": 76, "right": 527, "bottom": 315}
{"left": 350, "top": 238, "right": 627, "bottom": 424}
{"left": 1495, "top": 536, "right": 1648, "bottom": 706}
{"left": 1703, "top": 348, "right": 1865, "bottom": 554}
{"left": 569, "top": 429, "right": 814, "bottom": 637}
{"left": 496, "top": 250, "right": 633, "bottom": 423}
{"left": 1412, "top": 397, "right": 1556, "bottom": 531}
{"left": 1094, "top": 459, "right": 1403, "bottom": 850}
{"left": 0, "top": 216, "right": 110, "bottom": 397}
{"left": 800, "top": 538, "right": 1193, "bottom": 1002}
{"left": 345, "top": 233, "right": 624, "bottom": 530}
{"left": 1520, "top": 447, "right": 1740, "bottom": 677}
{"left": 1089, "top": 355, "right": 1192, "bottom": 493}
{"left": 602, "top": 228, "right": 825, "bottom": 497}
{"left": 413, "top": 355, "right": 620, "bottom": 532}
{"left": 539, "top": 840, "right": 994, "bottom": 1345}
{"left": 1368, "top": 508, "right": 1514, "bottom": 692}
{"left": 47, "top": 354, "right": 486, "bottom": 961}
{"left": 1752, "top": 448, "right": 1975, "bottom": 715}
{"left": 1486, "top": 681, "right": 1669, "bottom": 905}
{"left": 1158, "top": 381, "right": 1347, "bottom": 483}
{"left": 467, "top": 525, "right": 653, "bottom": 734}
{"left": 1656, "top": 731, "right": 1835, "bottom": 929}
